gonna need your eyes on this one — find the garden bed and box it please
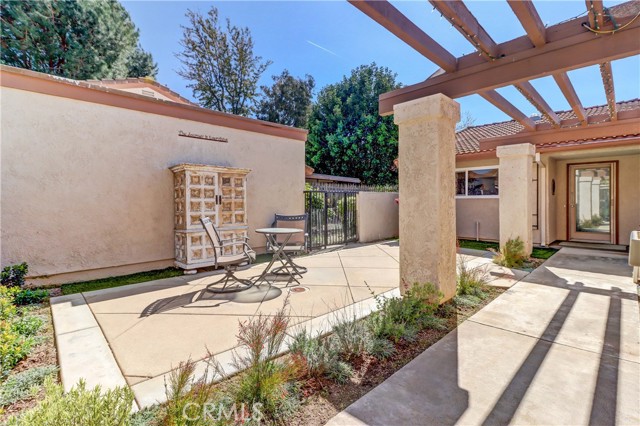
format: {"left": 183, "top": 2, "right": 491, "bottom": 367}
{"left": 0, "top": 302, "right": 58, "bottom": 423}
{"left": 286, "top": 287, "right": 503, "bottom": 426}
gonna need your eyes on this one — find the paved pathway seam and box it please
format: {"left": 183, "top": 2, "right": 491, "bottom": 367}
{"left": 51, "top": 292, "right": 136, "bottom": 409}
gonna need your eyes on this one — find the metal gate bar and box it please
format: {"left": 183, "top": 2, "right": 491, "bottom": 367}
{"left": 304, "top": 190, "right": 357, "bottom": 250}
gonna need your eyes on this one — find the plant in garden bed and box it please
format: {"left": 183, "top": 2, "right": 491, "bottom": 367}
{"left": 0, "top": 365, "right": 58, "bottom": 407}
{"left": 1, "top": 264, "right": 28, "bottom": 289}
{"left": 0, "top": 287, "right": 44, "bottom": 378}
{"left": 288, "top": 329, "right": 352, "bottom": 384}
{"left": 7, "top": 378, "right": 134, "bottom": 426}
{"left": 492, "top": 237, "right": 527, "bottom": 268}
{"left": 454, "top": 255, "right": 490, "bottom": 308}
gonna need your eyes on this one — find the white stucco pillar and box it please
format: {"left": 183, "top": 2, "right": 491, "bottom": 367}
{"left": 497, "top": 143, "right": 536, "bottom": 255}
{"left": 394, "top": 94, "right": 459, "bottom": 301}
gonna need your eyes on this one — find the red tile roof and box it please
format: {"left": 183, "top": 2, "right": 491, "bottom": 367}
{"left": 455, "top": 98, "right": 640, "bottom": 155}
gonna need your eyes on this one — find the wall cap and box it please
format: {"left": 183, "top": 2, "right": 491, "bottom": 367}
{"left": 393, "top": 93, "right": 460, "bottom": 125}
{"left": 496, "top": 142, "right": 536, "bottom": 158}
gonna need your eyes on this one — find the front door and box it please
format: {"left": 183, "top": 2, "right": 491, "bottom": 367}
{"left": 568, "top": 162, "right": 616, "bottom": 243}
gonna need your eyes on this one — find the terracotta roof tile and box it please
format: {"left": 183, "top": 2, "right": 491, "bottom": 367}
{"left": 455, "top": 99, "right": 640, "bottom": 154}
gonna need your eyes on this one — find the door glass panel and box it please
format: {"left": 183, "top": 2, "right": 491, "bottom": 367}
{"left": 574, "top": 166, "right": 611, "bottom": 234}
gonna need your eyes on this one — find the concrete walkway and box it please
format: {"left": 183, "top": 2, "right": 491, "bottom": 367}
{"left": 327, "top": 248, "right": 640, "bottom": 426}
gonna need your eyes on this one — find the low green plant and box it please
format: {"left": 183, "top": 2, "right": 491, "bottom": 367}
{"left": 1, "top": 263, "right": 28, "bottom": 288}
{"left": 9, "top": 315, "right": 43, "bottom": 337}
{"left": 368, "top": 337, "right": 396, "bottom": 360}
{"left": 453, "top": 294, "right": 483, "bottom": 308}
{"left": 13, "top": 289, "right": 49, "bottom": 306}
{"left": 367, "top": 282, "right": 443, "bottom": 344}
{"left": 493, "top": 237, "right": 527, "bottom": 268}
{"left": 288, "top": 329, "right": 350, "bottom": 382}
{"left": 456, "top": 256, "right": 488, "bottom": 299}
{"left": 530, "top": 246, "right": 558, "bottom": 260}
{"left": 0, "top": 287, "right": 42, "bottom": 378}
{"left": 130, "top": 406, "right": 162, "bottom": 426}
{"left": 329, "top": 312, "right": 375, "bottom": 360}
{"left": 7, "top": 377, "right": 134, "bottom": 426}
{"left": 0, "top": 365, "right": 58, "bottom": 406}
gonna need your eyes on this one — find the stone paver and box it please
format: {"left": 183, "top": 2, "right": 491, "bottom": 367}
{"left": 327, "top": 248, "right": 640, "bottom": 425}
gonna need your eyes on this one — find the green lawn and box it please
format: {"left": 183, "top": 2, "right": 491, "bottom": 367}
{"left": 458, "top": 239, "right": 499, "bottom": 251}
{"left": 60, "top": 268, "right": 183, "bottom": 295}
{"left": 60, "top": 255, "right": 277, "bottom": 295}
{"left": 458, "top": 239, "right": 558, "bottom": 260}
{"left": 531, "top": 246, "right": 559, "bottom": 259}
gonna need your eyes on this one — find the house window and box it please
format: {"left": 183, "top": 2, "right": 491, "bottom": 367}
{"left": 455, "top": 167, "right": 499, "bottom": 197}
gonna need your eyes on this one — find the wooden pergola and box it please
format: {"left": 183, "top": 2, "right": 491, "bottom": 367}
{"left": 349, "top": 0, "right": 640, "bottom": 147}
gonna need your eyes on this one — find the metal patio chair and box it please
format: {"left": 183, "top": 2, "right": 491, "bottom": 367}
{"left": 200, "top": 217, "right": 256, "bottom": 293}
{"left": 268, "top": 213, "right": 309, "bottom": 276}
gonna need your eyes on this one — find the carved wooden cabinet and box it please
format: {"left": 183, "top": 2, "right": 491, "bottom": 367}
{"left": 170, "top": 164, "right": 250, "bottom": 269}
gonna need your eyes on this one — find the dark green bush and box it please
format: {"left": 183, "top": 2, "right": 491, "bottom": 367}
{"left": 14, "top": 289, "right": 49, "bottom": 306}
{"left": 1, "top": 263, "right": 28, "bottom": 288}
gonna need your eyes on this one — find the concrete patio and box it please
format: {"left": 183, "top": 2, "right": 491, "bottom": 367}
{"left": 327, "top": 247, "right": 640, "bottom": 425}
{"left": 50, "top": 241, "right": 524, "bottom": 409}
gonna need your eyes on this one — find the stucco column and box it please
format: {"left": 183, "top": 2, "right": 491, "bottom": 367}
{"left": 497, "top": 143, "right": 536, "bottom": 255}
{"left": 394, "top": 94, "right": 459, "bottom": 301}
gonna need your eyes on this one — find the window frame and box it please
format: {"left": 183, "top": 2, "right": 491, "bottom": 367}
{"left": 455, "top": 166, "right": 500, "bottom": 199}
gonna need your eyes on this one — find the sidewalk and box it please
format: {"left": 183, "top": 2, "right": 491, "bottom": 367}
{"left": 326, "top": 248, "right": 640, "bottom": 425}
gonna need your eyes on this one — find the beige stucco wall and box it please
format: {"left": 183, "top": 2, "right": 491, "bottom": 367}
{"left": 1, "top": 87, "right": 305, "bottom": 285}
{"left": 357, "top": 192, "right": 399, "bottom": 243}
{"left": 455, "top": 198, "right": 499, "bottom": 241}
{"left": 549, "top": 152, "right": 640, "bottom": 244}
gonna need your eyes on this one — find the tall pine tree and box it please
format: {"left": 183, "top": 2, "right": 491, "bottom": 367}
{"left": 1, "top": 0, "right": 157, "bottom": 79}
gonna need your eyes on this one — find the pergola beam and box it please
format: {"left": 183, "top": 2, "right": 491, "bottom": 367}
{"left": 509, "top": 0, "right": 588, "bottom": 125}
{"left": 585, "top": 1, "right": 618, "bottom": 121}
{"left": 507, "top": 0, "right": 546, "bottom": 48}
{"left": 429, "top": 0, "right": 499, "bottom": 59}
{"left": 600, "top": 62, "right": 618, "bottom": 121}
{"left": 348, "top": 0, "right": 457, "bottom": 72}
{"left": 552, "top": 72, "right": 588, "bottom": 125}
{"left": 377, "top": 4, "right": 640, "bottom": 115}
{"left": 479, "top": 90, "right": 536, "bottom": 131}
{"left": 513, "top": 82, "right": 560, "bottom": 127}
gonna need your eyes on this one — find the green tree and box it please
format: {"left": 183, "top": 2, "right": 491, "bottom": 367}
{"left": 256, "top": 70, "right": 315, "bottom": 128}
{"left": 306, "top": 64, "right": 401, "bottom": 185}
{"left": 177, "top": 6, "right": 271, "bottom": 116}
{"left": 0, "top": 0, "right": 157, "bottom": 79}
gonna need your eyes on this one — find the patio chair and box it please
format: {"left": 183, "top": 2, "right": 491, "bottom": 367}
{"left": 268, "top": 213, "right": 309, "bottom": 275}
{"left": 200, "top": 217, "right": 256, "bottom": 293}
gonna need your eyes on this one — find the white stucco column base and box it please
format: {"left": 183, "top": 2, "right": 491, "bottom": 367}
{"left": 394, "top": 94, "right": 459, "bottom": 302}
{"left": 497, "top": 143, "right": 536, "bottom": 255}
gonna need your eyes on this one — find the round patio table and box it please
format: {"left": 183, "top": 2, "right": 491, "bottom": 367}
{"left": 254, "top": 228, "right": 305, "bottom": 286}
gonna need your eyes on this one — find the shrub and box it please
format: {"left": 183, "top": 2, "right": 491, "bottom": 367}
{"left": 7, "top": 377, "right": 134, "bottom": 426}
{"left": 163, "top": 359, "right": 218, "bottom": 426}
{"left": 457, "top": 256, "right": 488, "bottom": 299}
{"left": 367, "top": 282, "right": 443, "bottom": 343}
{"left": 0, "top": 287, "right": 42, "bottom": 378}
{"left": 226, "top": 305, "right": 301, "bottom": 421}
{"left": 289, "top": 329, "right": 341, "bottom": 380}
{"left": 493, "top": 237, "right": 527, "bottom": 268}
{"left": 1, "top": 263, "right": 28, "bottom": 288}
{"left": 368, "top": 338, "right": 396, "bottom": 360}
{"left": 14, "top": 289, "right": 49, "bottom": 306}
{"left": 10, "top": 315, "right": 43, "bottom": 337}
{"left": 0, "top": 365, "right": 58, "bottom": 406}
{"left": 329, "top": 312, "right": 374, "bottom": 360}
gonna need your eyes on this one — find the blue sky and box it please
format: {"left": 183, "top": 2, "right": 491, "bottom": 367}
{"left": 122, "top": 0, "right": 640, "bottom": 126}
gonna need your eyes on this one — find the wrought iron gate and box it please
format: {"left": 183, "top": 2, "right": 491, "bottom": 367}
{"left": 304, "top": 190, "right": 357, "bottom": 249}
